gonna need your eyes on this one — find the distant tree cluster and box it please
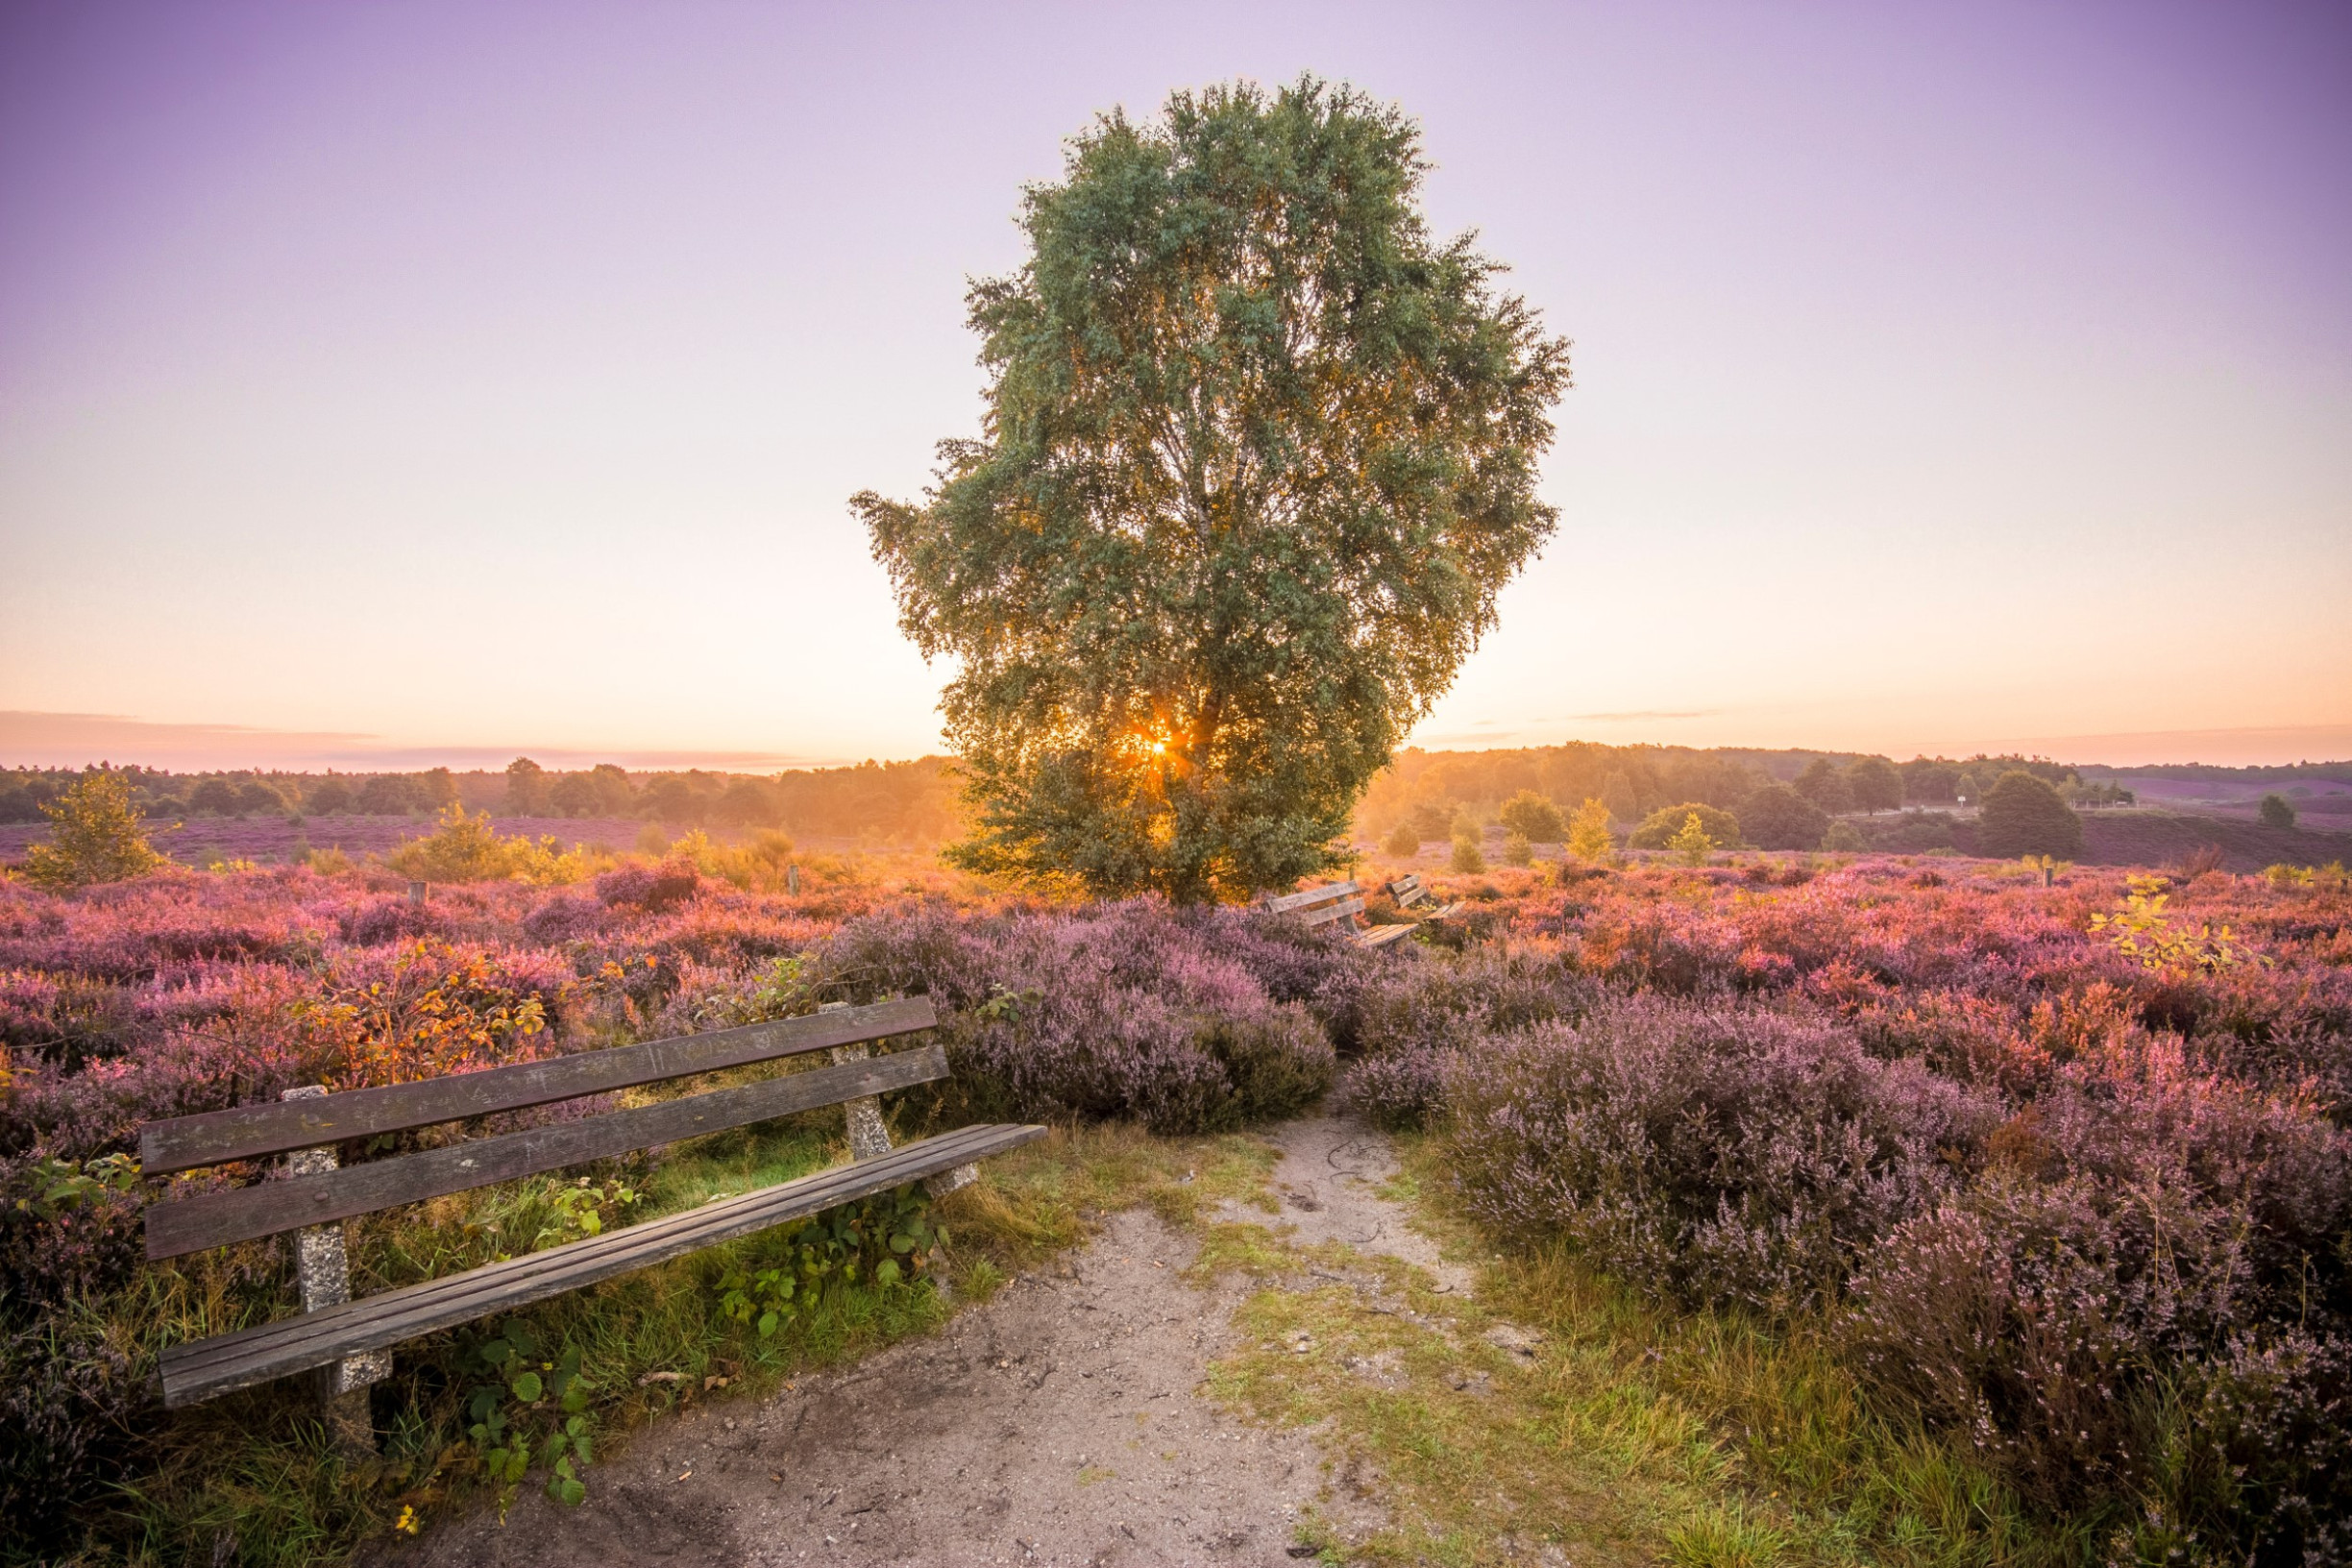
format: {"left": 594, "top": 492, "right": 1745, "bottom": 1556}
{"left": 1735, "top": 785, "right": 1829, "bottom": 850}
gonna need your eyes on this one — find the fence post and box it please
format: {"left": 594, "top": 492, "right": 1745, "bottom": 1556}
{"left": 279, "top": 1085, "right": 388, "bottom": 1454}
{"left": 406, "top": 880, "right": 426, "bottom": 908}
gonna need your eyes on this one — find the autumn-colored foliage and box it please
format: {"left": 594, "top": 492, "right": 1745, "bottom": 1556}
{"left": 5, "top": 839, "right": 2348, "bottom": 1557}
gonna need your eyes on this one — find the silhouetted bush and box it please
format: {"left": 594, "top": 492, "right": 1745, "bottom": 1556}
{"left": 1737, "top": 784, "right": 1829, "bottom": 850}
{"left": 1497, "top": 790, "right": 1567, "bottom": 843}
{"left": 1975, "top": 771, "right": 2083, "bottom": 858}
{"left": 354, "top": 774, "right": 419, "bottom": 815}
{"left": 1845, "top": 756, "right": 1904, "bottom": 813}
{"left": 1794, "top": 757, "right": 1854, "bottom": 815}
{"left": 303, "top": 778, "right": 353, "bottom": 815}
{"left": 594, "top": 860, "right": 701, "bottom": 912}
{"left": 2259, "top": 793, "right": 2296, "bottom": 829}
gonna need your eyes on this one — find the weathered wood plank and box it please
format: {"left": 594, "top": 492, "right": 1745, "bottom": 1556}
{"left": 1262, "top": 881, "right": 1360, "bottom": 915}
{"left": 159, "top": 1121, "right": 1019, "bottom": 1388}
{"left": 1357, "top": 922, "right": 1417, "bottom": 948}
{"left": 145, "top": 1045, "right": 951, "bottom": 1260}
{"left": 139, "top": 997, "right": 938, "bottom": 1174}
{"left": 1292, "top": 895, "right": 1365, "bottom": 925}
{"left": 159, "top": 1121, "right": 1041, "bottom": 1407}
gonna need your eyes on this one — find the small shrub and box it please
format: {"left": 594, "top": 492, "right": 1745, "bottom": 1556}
{"left": 2257, "top": 793, "right": 2296, "bottom": 829}
{"left": 1382, "top": 821, "right": 1421, "bottom": 858}
{"left": 1667, "top": 813, "right": 1716, "bottom": 866}
{"left": 20, "top": 773, "right": 164, "bottom": 891}
{"left": 1450, "top": 832, "right": 1486, "bottom": 873}
{"left": 1821, "top": 820, "right": 1866, "bottom": 853}
{"left": 1628, "top": 801, "right": 1740, "bottom": 851}
{"left": 1565, "top": 796, "right": 1614, "bottom": 862}
{"left": 386, "top": 805, "right": 594, "bottom": 885}
{"left": 1502, "top": 830, "right": 1533, "bottom": 867}
{"left": 595, "top": 859, "right": 701, "bottom": 911}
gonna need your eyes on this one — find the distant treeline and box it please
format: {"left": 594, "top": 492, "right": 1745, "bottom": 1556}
{"left": 1352, "top": 743, "right": 2106, "bottom": 835}
{"left": 2076, "top": 760, "right": 2352, "bottom": 785}
{"left": 0, "top": 757, "right": 963, "bottom": 845}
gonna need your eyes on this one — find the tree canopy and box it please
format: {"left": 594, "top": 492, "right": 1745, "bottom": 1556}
{"left": 1976, "top": 771, "right": 2084, "bottom": 858}
{"left": 854, "top": 78, "right": 1570, "bottom": 901}
{"left": 1737, "top": 784, "right": 1828, "bottom": 850}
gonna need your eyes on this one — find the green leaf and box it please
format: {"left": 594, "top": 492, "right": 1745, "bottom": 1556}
{"left": 877, "top": 1259, "right": 901, "bottom": 1286}
{"left": 510, "top": 1371, "right": 544, "bottom": 1405}
{"left": 848, "top": 79, "right": 1569, "bottom": 903}
{"left": 758, "top": 1310, "right": 780, "bottom": 1337}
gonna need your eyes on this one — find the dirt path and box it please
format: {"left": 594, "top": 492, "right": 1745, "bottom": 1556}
{"left": 378, "top": 1115, "right": 1451, "bottom": 1568}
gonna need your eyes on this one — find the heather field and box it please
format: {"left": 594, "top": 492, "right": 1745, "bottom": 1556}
{"left": 3, "top": 833, "right": 2349, "bottom": 1564}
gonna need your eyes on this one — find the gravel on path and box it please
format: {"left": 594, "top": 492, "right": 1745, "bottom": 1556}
{"left": 371, "top": 1115, "right": 1440, "bottom": 1568}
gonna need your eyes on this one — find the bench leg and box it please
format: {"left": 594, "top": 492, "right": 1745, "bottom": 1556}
{"left": 830, "top": 1044, "right": 973, "bottom": 1202}
{"left": 817, "top": 1002, "right": 896, "bottom": 1162}
{"left": 282, "top": 1086, "right": 387, "bottom": 1456}
{"left": 816, "top": 1003, "right": 972, "bottom": 1193}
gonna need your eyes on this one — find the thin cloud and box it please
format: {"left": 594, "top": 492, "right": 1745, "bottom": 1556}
{"left": 0, "top": 711, "right": 844, "bottom": 772}
{"left": 1565, "top": 710, "right": 1720, "bottom": 723}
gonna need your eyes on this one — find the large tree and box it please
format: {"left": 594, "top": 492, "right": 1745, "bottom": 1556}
{"left": 854, "top": 78, "right": 1570, "bottom": 901}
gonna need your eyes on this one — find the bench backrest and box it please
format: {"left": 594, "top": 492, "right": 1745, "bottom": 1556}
{"left": 141, "top": 997, "right": 941, "bottom": 1261}
{"left": 1385, "top": 873, "right": 1429, "bottom": 907}
{"left": 1261, "top": 880, "right": 1364, "bottom": 927}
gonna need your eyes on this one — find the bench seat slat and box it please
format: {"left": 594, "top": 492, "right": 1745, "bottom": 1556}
{"left": 1358, "top": 922, "right": 1417, "bottom": 948}
{"left": 159, "top": 1121, "right": 1042, "bottom": 1408}
{"left": 1262, "top": 881, "right": 1360, "bottom": 915}
{"left": 144, "top": 1044, "right": 952, "bottom": 1261}
{"left": 139, "top": 997, "right": 938, "bottom": 1174}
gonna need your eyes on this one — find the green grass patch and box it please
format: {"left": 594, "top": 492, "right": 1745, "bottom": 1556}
{"left": 1187, "top": 1132, "right": 2087, "bottom": 1568}
{"left": 72, "top": 1114, "right": 1275, "bottom": 1567}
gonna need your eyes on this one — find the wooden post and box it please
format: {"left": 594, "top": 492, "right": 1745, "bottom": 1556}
{"left": 280, "top": 1085, "right": 387, "bottom": 1454}
{"left": 786, "top": 865, "right": 799, "bottom": 896}
{"left": 816, "top": 1003, "right": 974, "bottom": 1196}
{"left": 406, "top": 880, "right": 426, "bottom": 908}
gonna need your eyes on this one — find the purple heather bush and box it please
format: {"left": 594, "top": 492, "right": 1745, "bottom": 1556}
{"left": 813, "top": 899, "right": 1335, "bottom": 1133}
{"left": 1440, "top": 993, "right": 2000, "bottom": 1314}
{"left": 1338, "top": 940, "right": 1594, "bottom": 1129}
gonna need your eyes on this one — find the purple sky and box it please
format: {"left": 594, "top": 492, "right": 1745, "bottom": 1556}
{"left": 3, "top": 1, "right": 2347, "bottom": 770}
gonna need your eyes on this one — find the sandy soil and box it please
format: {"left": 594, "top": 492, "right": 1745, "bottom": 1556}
{"left": 374, "top": 1115, "right": 1443, "bottom": 1568}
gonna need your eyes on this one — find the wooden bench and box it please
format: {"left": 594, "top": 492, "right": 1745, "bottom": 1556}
{"left": 138, "top": 996, "right": 1039, "bottom": 1433}
{"left": 1261, "top": 880, "right": 1416, "bottom": 949}
{"left": 1383, "top": 872, "right": 1465, "bottom": 921}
